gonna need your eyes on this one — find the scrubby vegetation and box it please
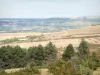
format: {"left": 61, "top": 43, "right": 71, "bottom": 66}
{"left": 0, "top": 38, "right": 19, "bottom": 44}
{"left": 48, "top": 40, "right": 100, "bottom": 75}
{"left": 0, "top": 40, "right": 100, "bottom": 75}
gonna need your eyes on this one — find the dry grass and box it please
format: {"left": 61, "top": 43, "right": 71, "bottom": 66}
{"left": 0, "top": 32, "right": 42, "bottom": 40}
{"left": 0, "top": 38, "right": 81, "bottom": 48}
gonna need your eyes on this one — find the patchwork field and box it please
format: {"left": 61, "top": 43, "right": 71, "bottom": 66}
{"left": 0, "top": 25, "right": 100, "bottom": 49}
{"left": 0, "top": 38, "right": 81, "bottom": 48}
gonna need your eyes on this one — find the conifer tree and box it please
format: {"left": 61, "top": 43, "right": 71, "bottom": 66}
{"left": 62, "top": 44, "right": 75, "bottom": 61}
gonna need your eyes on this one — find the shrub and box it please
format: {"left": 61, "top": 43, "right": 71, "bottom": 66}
{"left": 48, "top": 59, "right": 79, "bottom": 75}
{"left": 78, "top": 64, "right": 93, "bottom": 75}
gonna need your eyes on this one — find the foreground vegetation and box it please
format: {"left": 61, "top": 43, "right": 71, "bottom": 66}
{"left": 0, "top": 40, "right": 100, "bottom": 75}
{"left": 0, "top": 42, "right": 57, "bottom": 69}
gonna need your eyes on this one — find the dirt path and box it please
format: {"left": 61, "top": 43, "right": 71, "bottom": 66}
{"left": 5, "top": 68, "right": 50, "bottom": 75}
{"left": 93, "top": 68, "right": 100, "bottom": 75}
{"left": 40, "top": 69, "right": 50, "bottom": 75}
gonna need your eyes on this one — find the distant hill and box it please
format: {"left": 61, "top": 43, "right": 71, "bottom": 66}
{"left": 0, "top": 17, "right": 100, "bottom": 32}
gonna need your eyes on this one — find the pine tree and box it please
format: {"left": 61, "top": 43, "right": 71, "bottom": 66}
{"left": 34, "top": 45, "right": 45, "bottom": 66}
{"left": 44, "top": 42, "right": 57, "bottom": 61}
{"left": 78, "top": 40, "right": 89, "bottom": 58}
{"left": 62, "top": 44, "right": 75, "bottom": 61}
{"left": 27, "top": 45, "right": 45, "bottom": 66}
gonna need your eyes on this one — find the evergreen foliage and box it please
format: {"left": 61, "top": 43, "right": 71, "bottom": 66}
{"left": 78, "top": 40, "right": 89, "bottom": 59}
{"left": 0, "top": 40, "right": 100, "bottom": 75}
{"left": 62, "top": 44, "right": 75, "bottom": 61}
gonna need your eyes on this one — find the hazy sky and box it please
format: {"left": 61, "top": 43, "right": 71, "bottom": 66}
{"left": 0, "top": 0, "right": 100, "bottom": 18}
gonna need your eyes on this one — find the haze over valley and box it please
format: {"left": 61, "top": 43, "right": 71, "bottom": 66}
{"left": 0, "top": 16, "right": 100, "bottom": 32}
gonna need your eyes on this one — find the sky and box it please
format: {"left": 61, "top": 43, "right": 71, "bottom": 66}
{"left": 0, "top": 0, "right": 100, "bottom": 18}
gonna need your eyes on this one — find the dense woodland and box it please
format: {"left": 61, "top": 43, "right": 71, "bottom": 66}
{"left": 0, "top": 40, "right": 100, "bottom": 75}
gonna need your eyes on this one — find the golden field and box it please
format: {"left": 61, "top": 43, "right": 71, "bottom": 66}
{"left": 0, "top": 25, "right": 100, "bottom": 48}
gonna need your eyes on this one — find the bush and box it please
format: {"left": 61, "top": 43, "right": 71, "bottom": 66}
{"left": 48, "top": 59, "right": 79, "bottom": 75}
{"left": 88, "top": 52, "right": 100, "bottom": 70}
{"left": 78, "top": 64, "right": 93, "bottom": 75}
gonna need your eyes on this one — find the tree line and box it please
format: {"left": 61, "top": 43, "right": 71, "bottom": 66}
{"left": 0, "top": 42, "right": 57, "bottom": 69}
